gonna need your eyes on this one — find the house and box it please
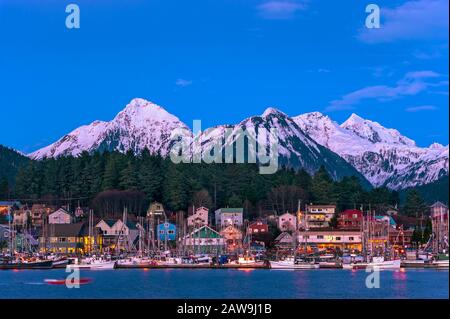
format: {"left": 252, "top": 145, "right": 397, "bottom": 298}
{"left": 220, "top": 225, "right": 243, "bottom": 253}
{"left": 95, "top": 219, "right": 140, "bottom": 252}
{"left": 0, "top": 224, "right": 10, "bottom": 244}
{"left": 277, "top": 213, "right": 297, "bottom": 232}
{"left": 215, "top": 208, "right": 243, "bottom": 228}
{"left": 274, "top": 232, "right": 294, "bottom": 249}
{"left": 247, "top": 221, "right": 269, "bottom": 235}
{"left": 297, "top": 230, "right": 362, "bottom": 251}
{"left": 13, "top": 208, "right": 30, "bottom": 226}
{"left": 30, "top": 204, "right": 55, "bottom": 228}
{"left": 187, "top": 207, "right": 209, "bottom": 228}
{"left": 388, "top": 228, "right": 414, "bottom": 248}
{"left": 48, "top": 208, "right": 72, "bottom": 224}
{"left": 39, "top": 223, "right": 102, "bottom": 254}
{"left": 338, "top": 209, "right": 363, "bottom": 230}
{"left": 303, "top": 204, "right": 336, "bottom": 228}
{"left": 157, "top": 222, "right": 177, "bottom": 241}
{"left": 181, "top": 225, "right": 225, "bottom": 254}
{"left": 147, "top": 202, "right": 165, "bottom": 218}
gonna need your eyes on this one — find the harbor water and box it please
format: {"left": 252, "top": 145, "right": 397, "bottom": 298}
{"left": 0, "top": 268, "right": 448, "bottom": 299}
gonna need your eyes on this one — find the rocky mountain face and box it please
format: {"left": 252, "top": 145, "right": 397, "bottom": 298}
{"left": 294, "top": 112, "right": 449, "bottom": 190}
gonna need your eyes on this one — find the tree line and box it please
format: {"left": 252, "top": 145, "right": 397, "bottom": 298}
{"left": 6, "top": 149, "right": 430, "bottom": 219}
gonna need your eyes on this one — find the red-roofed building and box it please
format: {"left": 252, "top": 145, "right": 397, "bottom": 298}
{"left": 247, "top": 221, "right": 269, "bottom": 235}
{"left": 338, "top": 209, "right": 363, "bottom": 230}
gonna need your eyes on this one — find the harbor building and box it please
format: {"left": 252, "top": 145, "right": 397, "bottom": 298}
{"left": 338, "top": 209, "right": 363, "bottom": 230}
{"left": 181, "top": 225, "right": 225, "bottom": 254}
{"left": 220, "top": 225, "right": 243, "bottom": 253}
{"left": 297, "top": 230, "right": 362, "bottom": 251}
{"left": 247, "top": 221, "right": 269, "bottom": 235}
{"left": 95, "top": 219, "right": 140, "bottom": 252}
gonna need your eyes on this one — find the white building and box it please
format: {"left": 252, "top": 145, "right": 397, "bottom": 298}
{"left": 215, "top": 208, "right": 243, "bottom": 228}
{"left": 48, "top": 208, "right": 72, "bottom": 224}
{"left": 278, "top": 212, "right": 297, "bottom": 232}
{"left": 188, "top": 207, "right": 209, "bottom": 227}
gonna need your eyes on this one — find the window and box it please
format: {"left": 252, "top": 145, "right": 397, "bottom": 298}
{"left": 349, "top": 237, "right": 354, "bottom": 241}
{"left": 167, "top": 230, "right": 174, "bottom": 234}
{"left": 317, "top": 235, "right": 324, "bottom": 239}
{"left": 335, "top": 237, "right": 341, "bottom": 241}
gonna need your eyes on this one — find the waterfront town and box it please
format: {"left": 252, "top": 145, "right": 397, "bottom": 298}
{"left": 0, "top": 199, "right": 448, "bottom": 270}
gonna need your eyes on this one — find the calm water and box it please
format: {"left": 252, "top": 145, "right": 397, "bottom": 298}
{"left": 0, "top": 268, "right": 448, "bottom": 299}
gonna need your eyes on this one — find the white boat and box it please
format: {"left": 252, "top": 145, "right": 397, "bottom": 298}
{"left": 66, "top": 257, "right": 116, "bottom": 270}
{"left": 270, "top": 257, "right": 319, "bottom": 269}
{"left": 351, "top": 257, "right": 401, "bottom": 270}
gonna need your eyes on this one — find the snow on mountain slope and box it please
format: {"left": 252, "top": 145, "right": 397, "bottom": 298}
{"left": 294, "top": 112, "right": 449, "bottom": 190}
{"left": 29, "top": 98, "right": 191, "bottom": 159}
{"left": 194, "top": 108, "right": 371, "bottom": 185}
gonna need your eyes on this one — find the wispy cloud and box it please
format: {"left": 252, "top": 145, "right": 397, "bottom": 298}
{"left": 357, "top": 0, "right": 449, "bottom": 43}
{"left": 326, "top": 71, "right": 447, "bottom": 111}
{"left": 175, "top": 78, "right": 192, "bottom": 87}
{"left": 257, "top": 1, "right": 307, "bottom": 20}
{"left": 405, "top": 105, "right": 438, "bottom": 112}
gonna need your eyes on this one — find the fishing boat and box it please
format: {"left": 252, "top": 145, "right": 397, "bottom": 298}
{"left": 0, "top": 256, "right": 53, "bottom": 270}
{"left": 116, "top": 256, "right": 158, "bottom": 268}
{"left": 351, "top": 256, "right": 401, "bottom": 270}
{"left": 318, "top": 254, "right": 342, "bottom": 269}
{"left": 66, "top": 256, "right": 116, "bottom": 270}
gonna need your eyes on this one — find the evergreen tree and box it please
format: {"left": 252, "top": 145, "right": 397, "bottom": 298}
{"left": 311, "top": 165, "right": 336, "bottom": 204}
{"left": 402, "top": 189, "right": 428, "bottom": 217}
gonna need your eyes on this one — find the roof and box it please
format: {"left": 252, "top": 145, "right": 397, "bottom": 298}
{"left": 341, "top": 209, "right": 362, "bottom": 216}
{"left": 307, "top": 204, "right": 336, "bottom": 208}
{"left": 46, "top": 223, "right": 84, "bottom": 237}
{"left": 216, "top": 208, "right": 243, "bottom": 213}
{"left": 186, "top": 225, "right": 222, "bottom": 239}
{"left": 375, "top": 215, "right": 396, "bottom": 226}
{"left": 430, "top": 201, "right": 448, "bottom": 209}
{"left": 0, "top": 201, "right": 21, "bottom": 207}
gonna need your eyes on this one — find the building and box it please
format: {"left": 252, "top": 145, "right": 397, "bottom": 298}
{"left": 0, "top": 224, "right": 10, "bottom": 244}
{"left": 0, "top": 201, "right": 21, "bottom": 223}
{"left": 39, "top": 223, "right": 102, "bottom": 254}
{"left": 187, "top": 207, "right": 209, "bottom": 227}
{"left": 13, "top": 208, "right": 30, "bottom": 226}
{"left": 338, "top": 209, "right": 363, "bottom": 230}
{"left": 147, "top": 202, "right": 165, "bottom": 217}
{"left": 298, "top": 230, "right": 362, "bottom": 251}
{"left": 48, "top": 208, "right": 72, "bottom": 224}
{"left": 274, "top": 232, "right": 294, "bottom": 250}
{"left": 430, "top": 201, "right": 449, "bottom": 254}
{"left": 220, "top": 225, "right": 243, "bottom": 253}
{"left": 215, "top": 208, "right": 243, "bottom": 228}
{"left": 247, "top": 221, "right": 269, "bottom": 235}
{"left": 303, "top": 204, "right": 336, "bottom": 228}
{"left": 157, "top": 222, "right": 177, "bottom": 241}
{"left": 375, "top": 215, "right": 397, "bottom": 228}
{"left": 277, "top": 213, "right": 297, "bottom": 232}
{"left": 95, "top": 219, "right": 140, "bottom": 252}
{"left": 30, "top": 204, "right": 55, "bottom": 228}
{"left": 388, "top": 228, "right": 414, "bottom": 248}
{"left": 181, "top": 225, "right": 225, "bottom": 254}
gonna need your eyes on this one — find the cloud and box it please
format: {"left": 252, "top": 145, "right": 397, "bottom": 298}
{"left": 257, "top": 1, "right": 307, "bottom": 20}
{"left": 357, "top": 0, "right": 449, "bottom": 43}
{"left": 326, "top": 71, "right": 446, "bottom": 111}
{"left": 405, "top": 105, "right": 438, "bottom": 112}
{"left": 175, "top": 79, "right": 192, "bottom": 87}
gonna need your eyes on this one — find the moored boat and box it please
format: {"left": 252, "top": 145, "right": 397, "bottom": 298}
{"left": 269, "top": 257, "right": 319, "bottom": 269}
{"left": 66, "top": 256, "right": 116, "bottom": 270}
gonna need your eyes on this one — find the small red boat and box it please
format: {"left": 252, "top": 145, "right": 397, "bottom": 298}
{"left": 44, "top": 278, "right": 92, "bottom": 285}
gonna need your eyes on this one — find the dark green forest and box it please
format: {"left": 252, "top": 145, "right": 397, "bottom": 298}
{"left": 1, "top": 146, "right": 446, "bottom": 220}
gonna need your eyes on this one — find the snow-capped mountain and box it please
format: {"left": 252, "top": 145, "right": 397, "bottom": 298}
{"left": 194, "top": 107, "right": 370, "bottom": 184}
{"left": 29, "top": 98, "right": 448, "bottom": 189}
{"left": 29, "top": 98, "right": 191, "bottom": 159}
{"left": 294, "top": 112, "right": 449, "bottom": 190}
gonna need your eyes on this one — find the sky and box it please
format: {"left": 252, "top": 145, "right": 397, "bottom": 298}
{"left": 0, "top": 0, "right": 448, "bottom": 153}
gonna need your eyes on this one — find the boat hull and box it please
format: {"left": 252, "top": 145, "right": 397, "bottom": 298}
{"left": 269, "top": 261, "right": 319, "bottom": 269}
{"left": 66, "top": 261, "right": 116, "bottom": 270}
{"left": 0, "top": 260, "right": 53, "bottom": 270}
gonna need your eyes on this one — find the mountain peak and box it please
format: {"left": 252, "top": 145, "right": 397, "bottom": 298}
{"left": 342, "top": 113, "right": 365, "bottom": 126}
{"left": 261, "top": 107, "right": 286, "bottom": 118}
{"left": 117, "top": 98, "right": 182, "bottom": 124}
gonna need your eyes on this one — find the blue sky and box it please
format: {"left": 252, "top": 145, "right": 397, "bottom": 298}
{"left": 0, "top": 0, "right": 448, "bottom": 153}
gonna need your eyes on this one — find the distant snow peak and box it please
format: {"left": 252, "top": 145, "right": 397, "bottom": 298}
{"left": 261, "top": 107, "right": 286, "bottom": 118}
